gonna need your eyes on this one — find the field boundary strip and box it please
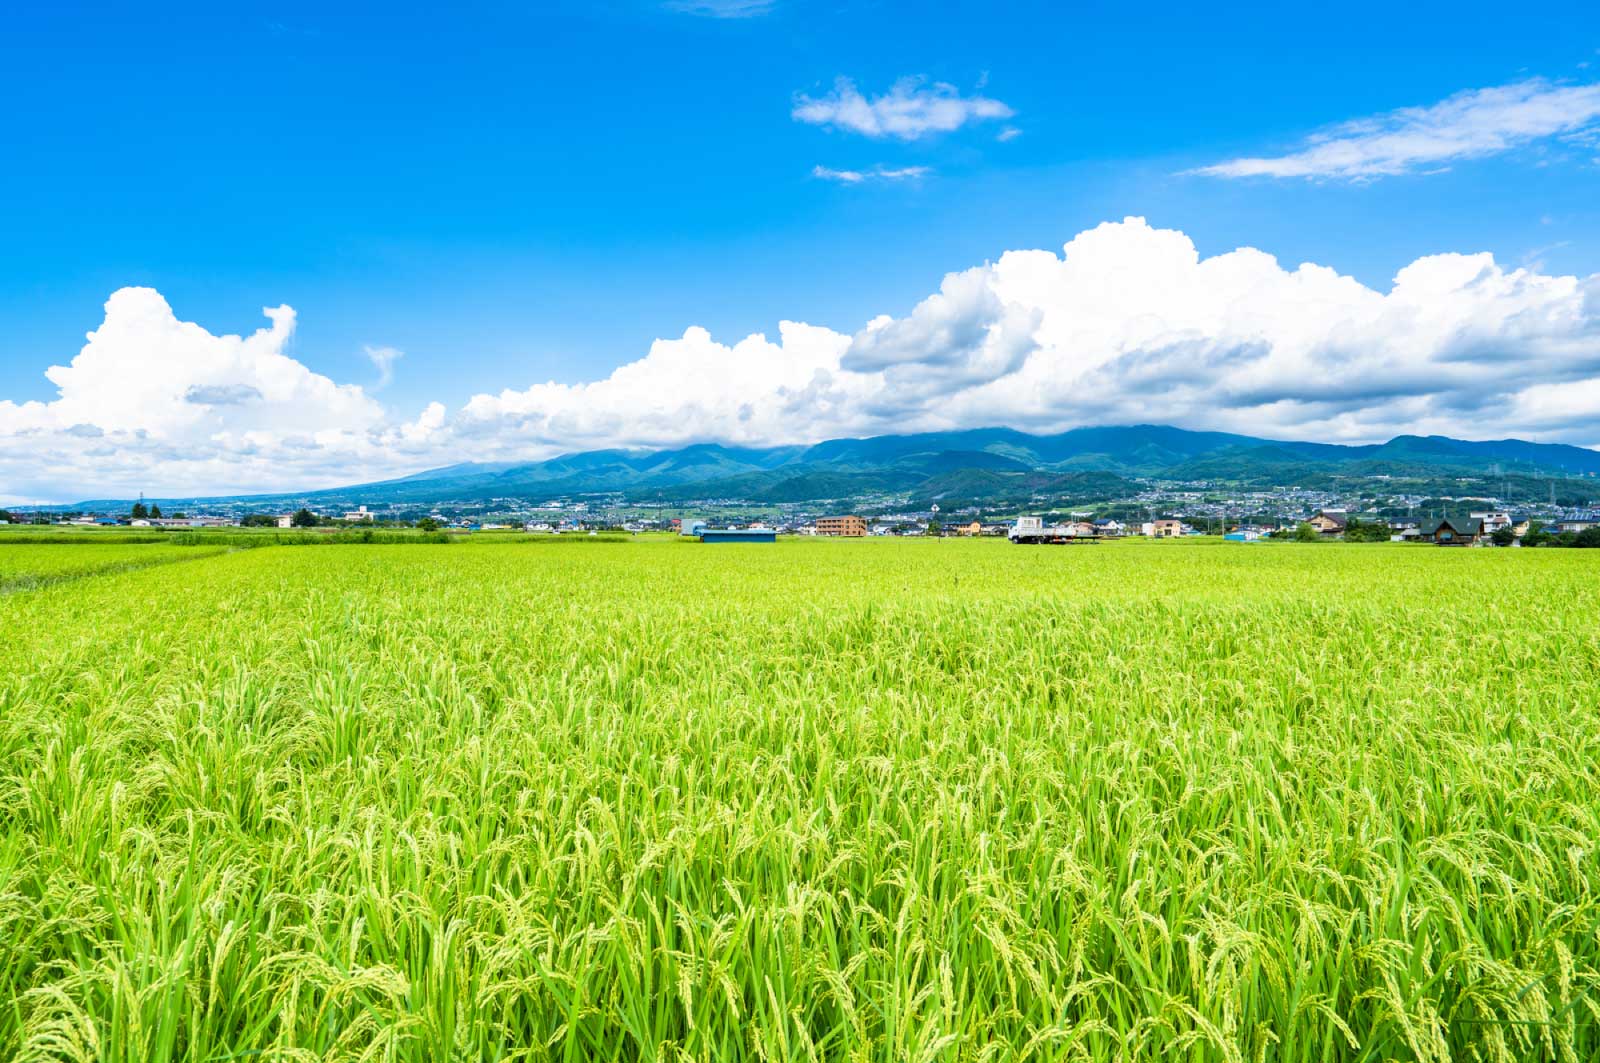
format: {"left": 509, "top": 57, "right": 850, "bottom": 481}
{"left": 0, "top": 546, "right": 234, "bottom": 596}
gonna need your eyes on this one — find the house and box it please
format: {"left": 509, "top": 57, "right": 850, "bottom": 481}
{"left": 947, "top": 519, "right": 982, "bottom": 537}
{"left": 1223, "top": 529, "right": 1263, "bottom": 542}
{"left": 1093, "top": 519, "right": 1126, "bottom": 537}
{"left": 1470, "top": 511, "right": 1512, "bottom": 536}
{"left": 816, "top": 515, "right": 867, "bottom": 537}
{"left": 1424, "top": 516, "right": 1484, "bottom": 545}
{"left": 1556, "top": 519, "right": 1595, "bottom": 534}
{"left": 1307, "top": 511, "right": 1348, "bottom": 536}
{"left": 1151, "top": 519, "right": 1185, "bottom": 538}
{"left": 342, "top": 505, "right": 372, "bottom": 522}
{"left": 980, "top": 523, "right": 1010, "bottom": 536}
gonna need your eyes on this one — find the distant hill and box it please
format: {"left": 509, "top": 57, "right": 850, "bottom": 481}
{"left": 65, "top": 424, "right": 1600, "bottom": 510}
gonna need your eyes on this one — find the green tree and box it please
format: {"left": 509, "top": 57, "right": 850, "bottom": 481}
{"left": 291, "top": 508, "right": 318, "bottom": 528}
{"left": 149, "top": 504, "right": 161, "bottom": 518}
{"left": 1294, "top": 522, "right": 1320, "bottom": 542}
{"left": 130, "top": 501, "right": 148, "bottom": 520}
{"left": 240, "top": 513, "right": 277, "bottom": 528}
{"left": 1490, "top": 525, "right": 1517, "bottom": 547}
{"left": 416, "top": 517, "right": 441, "bottom": 532}
{"left": 1575, "top": 526, "right": 1600, "bottom": 549}
{"left": 1344, "top": 518, "right": 1393, "bottom": 543}
{"left": 926, "top": 520, "right": 942, "bottom": 537}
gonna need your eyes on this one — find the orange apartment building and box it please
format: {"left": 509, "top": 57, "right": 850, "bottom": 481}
{"left": 816, "top": 515, "right": 867, "bottom": 537}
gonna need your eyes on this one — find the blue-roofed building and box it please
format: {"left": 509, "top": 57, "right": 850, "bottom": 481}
{"left": 699, "top": 528, "right": 776, "bottom": 543}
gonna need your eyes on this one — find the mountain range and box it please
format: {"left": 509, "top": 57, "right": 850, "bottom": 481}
{"left": 61, "top": 425, "right": 1600, "bottom": 511}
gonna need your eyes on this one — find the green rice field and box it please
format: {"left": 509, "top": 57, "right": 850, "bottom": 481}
{"left": 1, "top": 537, "right": 1597, "bottom": 1061}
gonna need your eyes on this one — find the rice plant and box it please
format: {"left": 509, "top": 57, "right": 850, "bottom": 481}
{"left": 0, "top": 539, "right": 1596, "bottom": 1061}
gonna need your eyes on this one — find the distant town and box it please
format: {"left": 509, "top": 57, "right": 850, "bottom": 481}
{"left": 7, "top": 479, "right": 1599, "bottom": 547}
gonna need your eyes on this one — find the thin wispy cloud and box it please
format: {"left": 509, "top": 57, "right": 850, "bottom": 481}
{"left": 1192, "top": 78, "right": 1600, "bottom": 180}
{"left": 793, "top": 77, "right": 1013, "bottom": 141}
{"left": 663, "top": 0, "right": 774, "bottom": 17}
{"left": 364, "top": 345, "right": 403, "bottom": 390}
{"left": 812, "top": 164, "right": 930, "bottom": 184}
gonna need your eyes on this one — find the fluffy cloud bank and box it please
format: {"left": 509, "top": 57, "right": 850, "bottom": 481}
{"left": 0, "top": 288, "right": 445, "bottom": 501}
{"left": 4, "top": 218, "right": 1599, "bottom": 500}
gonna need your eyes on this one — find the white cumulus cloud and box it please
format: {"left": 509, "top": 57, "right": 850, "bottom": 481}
{"left": 458, "top": 322, "right": 864, "bottom": 451}
{"left": 1193, "top": 77, "right": 1600, "bottom": 180}
{"left": 793, "top": 77, "right": 1014, "bottom": 140}
{"left": 453, "top": 219, "right": 1600, "bottom": 452}
{"left": 5, "top": 220, "right": 1600, "bottom": 501}
{"left": 0, "top": 288, "right": 441, "bottom": 501}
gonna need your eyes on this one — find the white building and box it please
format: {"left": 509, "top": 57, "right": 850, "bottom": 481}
{"left": 1470, "top": 511, "right": 1512, "bottom": 535}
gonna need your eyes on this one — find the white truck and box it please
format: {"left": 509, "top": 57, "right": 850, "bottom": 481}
{"left": 1008, "top": 516, "right": 1099, "bottom": 545}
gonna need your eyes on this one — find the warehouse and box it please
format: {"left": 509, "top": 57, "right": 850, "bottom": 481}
{"left": 699, "top": 528, "right": 777, "bottom": 543}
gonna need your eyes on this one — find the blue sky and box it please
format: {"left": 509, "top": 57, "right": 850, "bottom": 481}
{"left": 4, "top": 1, "right": 1600, "bottom": 498}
